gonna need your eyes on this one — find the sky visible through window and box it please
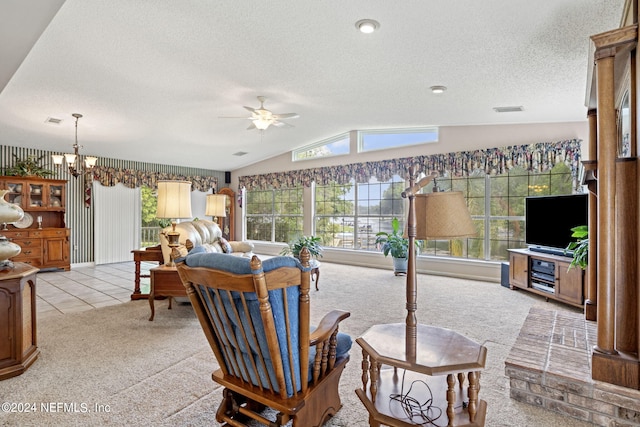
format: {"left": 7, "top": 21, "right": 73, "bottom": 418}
{"left": 359, "top": 129, "right": 438, "bottom": 152}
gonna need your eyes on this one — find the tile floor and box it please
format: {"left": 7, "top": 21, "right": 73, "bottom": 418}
{"left": 36, "top": 261, "right": 153, "bottom": 320}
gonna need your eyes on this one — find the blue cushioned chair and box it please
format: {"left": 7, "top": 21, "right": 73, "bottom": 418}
{"left": 176, "top": 247, "right": 351, "bottom": 427}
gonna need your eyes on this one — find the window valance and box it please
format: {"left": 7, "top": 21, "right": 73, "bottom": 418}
{"left": 84, "top": 166, "right": 218, "bottom": 207}
{"left": 238, "top": 139, "right": 582, "bottom": 191}
{"left": 90, "top": 166, "right": 217, "bottom": 191}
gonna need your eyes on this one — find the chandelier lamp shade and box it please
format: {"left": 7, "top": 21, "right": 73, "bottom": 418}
{"left": 205, "top": 193, "right": 227, "bottom": 223}
{"left": 51, "top": 113, "right": 98, "bottom": 178}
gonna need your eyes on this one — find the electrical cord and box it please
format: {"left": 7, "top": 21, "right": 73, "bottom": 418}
{"left": 388, "top": 369, "right": 466, "bottom": 426}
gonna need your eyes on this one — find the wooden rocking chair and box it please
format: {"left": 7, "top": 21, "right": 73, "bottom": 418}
{"left": 176, "top": 247, "right": 352, "bottom": 427}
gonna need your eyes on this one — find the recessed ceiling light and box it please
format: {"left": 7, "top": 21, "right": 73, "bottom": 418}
{"left": 356, "top": 19, "right": 380, "bottom": 34}
{"left": 493, "top": 106, "right": 524, "bottom": 113}
{"left": 430, "top": 86, "right": 447, "bottom": 94}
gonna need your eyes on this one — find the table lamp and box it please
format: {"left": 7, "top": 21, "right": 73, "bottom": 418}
{"left": 402, "top": 167, "right": 476, "bottom": 358}
{"left": 156, "top": 180, "right": 192, "bottom": 265}
{"left": 205, "top": 193, "right": 227, "bottom": 223}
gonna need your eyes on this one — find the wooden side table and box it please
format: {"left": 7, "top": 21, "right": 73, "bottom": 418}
{"left": 356, "top": 323, "right": 487, "bottom": 427}
{"left": 131, "top": 245, "right": 163, "bottom": 300}
{"left": 148, "top": 265, "right": 186, "bottom": 321}
{"left": 310, "top": 260, "right": 321, "bottom": 291}
{"left": 0, "top": 263, "right": 40, "bottom": 380}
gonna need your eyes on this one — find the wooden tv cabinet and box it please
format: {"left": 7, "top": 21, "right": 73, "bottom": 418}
{"left": 508, "top": 248, "right": 584, "bottom": 308}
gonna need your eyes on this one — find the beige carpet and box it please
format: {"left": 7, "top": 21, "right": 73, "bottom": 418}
{"left": 1, "top": 261, "right": 592, "bottom": 427}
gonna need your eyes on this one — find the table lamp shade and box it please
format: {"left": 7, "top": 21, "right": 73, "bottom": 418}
{"left": 156, "top": 180, "right": 192, "bottom": 219}
{"left": 205, "top": 194, "right": 227, "bottom": 218}
{"left": 415, "top": 191, "right": 476, "bottom": 239}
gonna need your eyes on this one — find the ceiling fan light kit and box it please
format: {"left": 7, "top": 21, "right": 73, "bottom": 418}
{"left": 220, "top": 96, "right": 299, "bottom": 131}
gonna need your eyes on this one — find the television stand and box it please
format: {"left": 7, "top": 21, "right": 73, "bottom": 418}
{"left": 508, "top": 248, "right": 584, "bottom": 308}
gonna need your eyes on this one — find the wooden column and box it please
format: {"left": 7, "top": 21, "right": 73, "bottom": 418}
{"left": 616, "top": 158, "right": 638, "bottom": 353}
{"left": 594, "top": 51, "right": 617, "bottom": 356}
{"left": 584, "top": 109, "right": 598, "bottom": 321}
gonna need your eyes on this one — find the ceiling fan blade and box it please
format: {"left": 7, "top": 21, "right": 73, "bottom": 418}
{"left": 273, "top": 113, "right": 299, "bottom": 119}
{"left": 272, "top": 120, "right": 293, "bottom": 128}
{"left": 243, "top": 106, "right": 256, "bottom": 113}
{"left": 246, "top": 122, "right": 257, "bottom": 130}
{"left": 219, "top": 116, "right": 253, "bottom": 119}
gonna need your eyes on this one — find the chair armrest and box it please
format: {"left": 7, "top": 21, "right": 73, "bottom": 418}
{"left": 230, "top": 241, "right": 255, "bottom": 253}
{"left": 309, "top": 310, "right": 350, "bottom": 346}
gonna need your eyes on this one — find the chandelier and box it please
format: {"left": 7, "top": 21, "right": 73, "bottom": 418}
{"left": 52, "top": 113, "right": 98, "bottom": 178}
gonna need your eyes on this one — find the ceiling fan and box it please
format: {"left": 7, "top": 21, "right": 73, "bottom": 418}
{"left": 220, "top": 96, "right": 299, "bottom": 130}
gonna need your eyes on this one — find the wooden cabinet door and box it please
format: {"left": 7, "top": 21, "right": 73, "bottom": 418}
{"left": 556, "top": 261, "right": 584, "bottom": 305}
{"left": 43, "top": 237, "right": 68, "bottom": 266}
{"left": 509, "top": 251, "right": 529, "bottom": 289}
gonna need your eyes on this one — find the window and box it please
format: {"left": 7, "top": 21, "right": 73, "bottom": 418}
{"left": 314, "top": 176, "right": 405, "bottom": 250}
{"left": 245, "top": 188, "right": 303, "bottom": 243}
{"left": 292, "top": 133, "right": 350, "bottom": 161}
{"left": 421, "top": 163, "right": 574, "bottom": 260}
{"left": 358, "top": 128, "right": 438, "bottom": 153}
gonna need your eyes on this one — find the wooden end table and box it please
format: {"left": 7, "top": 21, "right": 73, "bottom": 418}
{"left": 148, "top": 265, "right": 186, "bottom": 321}
{"left": 310, "top": 259, "right": 321, "bottom": 291}
{"left": 131, "top": 245, "right": 163, "bottom": 300}
{"left": 356, "top": 323, "right": 487, "bottom": 427}
{"left": 0, "top": 263, "right": 40, "bottom": 380}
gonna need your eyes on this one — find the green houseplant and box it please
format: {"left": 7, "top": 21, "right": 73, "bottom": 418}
{"left": 565, "top": 225, "right": 588, "bottom": 270}
{"left": 3, "top": 154, "right": 53, "bottom": 177}
{"left": 375, "top": 217, "right": 412, "bottom": 275}
{"left": 280, "top": 235, "right": 323, "bottom": 259}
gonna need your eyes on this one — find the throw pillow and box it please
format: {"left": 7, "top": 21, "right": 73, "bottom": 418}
{"left": 219, "top": 237, "right": 233, "bottom": 254}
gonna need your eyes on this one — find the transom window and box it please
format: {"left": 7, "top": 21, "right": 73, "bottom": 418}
{"left": 358, "top": 128, "right": 438, "bottom": 153}
{"left": 292, "top": 133, "right": 350, "bottom": 161}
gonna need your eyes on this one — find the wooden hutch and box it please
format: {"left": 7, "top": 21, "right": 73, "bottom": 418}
{"left": 0, "top": 176, "right": 70, "bottom": 271}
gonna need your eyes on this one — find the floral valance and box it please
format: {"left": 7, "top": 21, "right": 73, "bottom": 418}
{"left": 90, "top": 166, "right": 217, "bottom": 191}
{"left": 84, "top": 166, "right": 218, "bottom": 207}
{"left": 238, "top": 139, "right": 582, "bottom": 191}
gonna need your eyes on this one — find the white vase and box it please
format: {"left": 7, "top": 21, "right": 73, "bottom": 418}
{"left": 0, "top": 189, "right": 24, "bottom": 266}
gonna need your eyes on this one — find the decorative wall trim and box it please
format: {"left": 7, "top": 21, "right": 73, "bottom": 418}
{"left": 238, "top": 139, "right": 582, "bottom": 191}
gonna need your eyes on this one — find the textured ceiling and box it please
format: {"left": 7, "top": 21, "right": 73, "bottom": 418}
{"left": 0, "top": 0, "right": 624, "bottom": 171}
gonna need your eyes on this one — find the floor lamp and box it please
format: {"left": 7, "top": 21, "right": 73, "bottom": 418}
{"left": 156, "top": 180, "right": 192, "bottom": 266}
{"left": 205, "top": 193, "right": 227, "bottom": 224}
{"left": 402, "top": 166, "right": 476, "bottom": 358}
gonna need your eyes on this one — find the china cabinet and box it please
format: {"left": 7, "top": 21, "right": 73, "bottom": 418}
{"left": 0, "top": 176, "right": 70, "bottom": 270}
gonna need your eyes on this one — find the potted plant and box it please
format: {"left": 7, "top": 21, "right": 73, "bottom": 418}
{"left": 375, "top": 217, "right": 411, "bottom": 276}
{"left": 280, "top": 235, "right": 323, "bottom": 260}
{"left": 565, "top": 225, "right": 588, "bottom": 270}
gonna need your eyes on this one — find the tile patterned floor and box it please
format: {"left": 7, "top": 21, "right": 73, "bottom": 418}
{"left": 36, "top": 261, "right": 153, "bottom": 320}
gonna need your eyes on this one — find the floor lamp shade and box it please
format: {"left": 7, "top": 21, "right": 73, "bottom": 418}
{"left": 156, "top": 180, "right": 193, "bottom": 220}
{"left": 205, "top": 194, "right": 227, "bottom": 220}
{"left": 415, "top": 191, "right": 476, "bottom": 239}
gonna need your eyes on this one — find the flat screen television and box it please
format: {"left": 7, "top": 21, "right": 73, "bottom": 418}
{"left": 525, "top": 194, "right": 588, "bottom": 256}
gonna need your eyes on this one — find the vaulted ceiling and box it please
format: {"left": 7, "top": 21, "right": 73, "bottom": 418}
{"left": 0, "top": 0, "right": 624, "bottom": 171}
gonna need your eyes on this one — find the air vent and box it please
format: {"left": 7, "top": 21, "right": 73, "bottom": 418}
{"left": 493, "top": 106, "right": 524, "bottom": 113}
{"left": 45, "top": 117, "right": 63, "bottom": 124}
{"left": 233, "top": 151, "right": 248, "bottom": 156}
